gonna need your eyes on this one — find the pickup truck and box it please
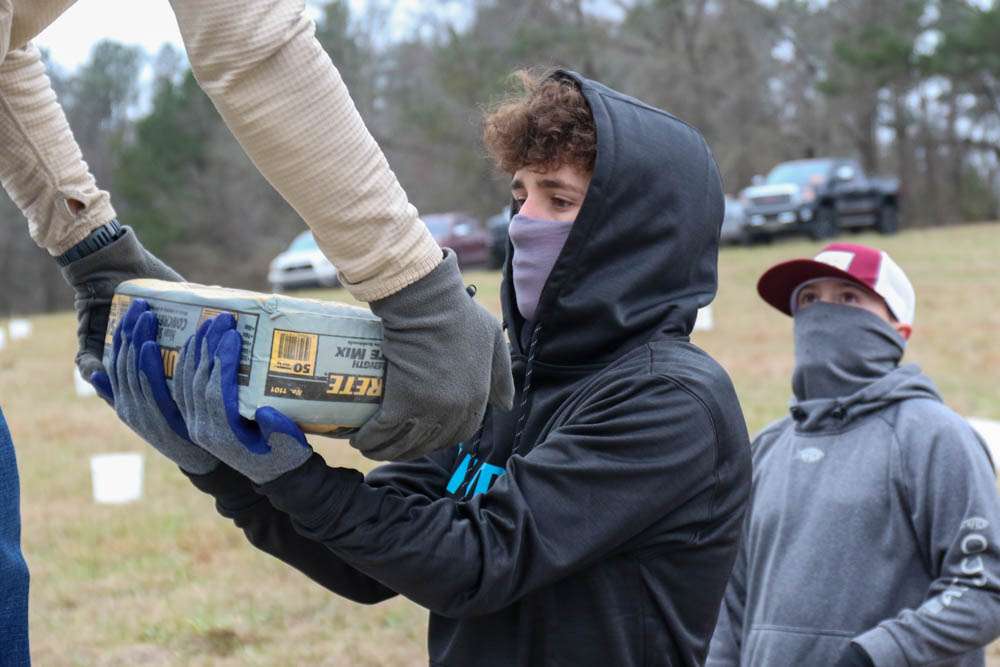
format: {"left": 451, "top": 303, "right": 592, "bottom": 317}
{"left": 740, "top": 158, "right": 900, "bottom": 241}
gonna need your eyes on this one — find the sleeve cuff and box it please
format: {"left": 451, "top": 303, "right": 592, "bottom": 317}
{"left": 183, "top": 463, "right": 265, "bottom": 513}
{"left": 341, "top": 230, "right": 443, "bottom": 303}
{"left": 253, "top": 453, "right": 364, "bottom": 531}
{"left": 854, "top": 626, "right": 906, "bottom": 667}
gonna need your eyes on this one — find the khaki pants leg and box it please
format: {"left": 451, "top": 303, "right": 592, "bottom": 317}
{"left": 8, "top": 0, "right": 77, "bottom": 53}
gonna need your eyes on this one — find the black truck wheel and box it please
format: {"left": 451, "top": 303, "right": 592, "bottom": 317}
{"left": 810, "top": 206, "right": 839, "bottom": 240}
{"left": 877, "top": 203, "right": 899, "bottom": 235}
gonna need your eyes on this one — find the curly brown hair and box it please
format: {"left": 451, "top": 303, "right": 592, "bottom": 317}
{"left": 482, "top": 69, "right": 597, "bottom": 175}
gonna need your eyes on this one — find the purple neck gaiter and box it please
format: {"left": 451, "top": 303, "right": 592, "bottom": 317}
{"left": 508, "top": 213, "right": 575, "bottom": 322}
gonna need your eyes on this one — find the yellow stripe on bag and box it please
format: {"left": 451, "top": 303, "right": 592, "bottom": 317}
{"left": 105, "top": 294, "right": 133, "bottom": 346}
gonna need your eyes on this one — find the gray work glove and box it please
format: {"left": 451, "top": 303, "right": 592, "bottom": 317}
{"left": 175, "top": 314, "right": 313, "bottom": 485}
{"left": 106, "top": 298, "right": 218, "bottom": 475}
{"left": 60, "top": 226, "right": 183, "bottom": 386}
{"left": 352, "top": 250, "right": 515, "bottom": 461}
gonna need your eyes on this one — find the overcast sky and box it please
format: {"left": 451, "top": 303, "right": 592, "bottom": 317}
{"left": 32, "top": 0, "right": 462, "bottom": 71}
{"left": 34, "top": 0, "right": 186, "bottom": 70}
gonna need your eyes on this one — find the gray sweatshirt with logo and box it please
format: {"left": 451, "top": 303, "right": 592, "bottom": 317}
{"left": 707, "top": 364, "right": 1000, "bottom": 666}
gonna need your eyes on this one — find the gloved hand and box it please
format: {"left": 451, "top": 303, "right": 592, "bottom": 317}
{"left": 60, "top": 226, "right": 183, "bottom": 391}
{"left": 174, "top": 314, "right": 313, "bottom": 485}
{"left": 102, "top": 299, "right": 218, "bottom": 475}
{"left": 353, "top": 250, "right": 514, "bottom": 461}
{"left": 833, "top": 644, "right": 874, "bottom": 667}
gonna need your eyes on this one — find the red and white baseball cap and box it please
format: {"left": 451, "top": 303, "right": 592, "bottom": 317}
{"left": 757, "top": 242, "right": 916, "bottom": 325}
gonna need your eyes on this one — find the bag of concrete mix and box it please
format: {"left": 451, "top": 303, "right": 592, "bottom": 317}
{"left": 104, "top": 279, "right": 384, "bottom": 438}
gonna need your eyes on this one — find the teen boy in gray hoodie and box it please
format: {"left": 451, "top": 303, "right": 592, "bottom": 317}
{"left": 707, "top": 242, "right": 1000, "bottom": 667}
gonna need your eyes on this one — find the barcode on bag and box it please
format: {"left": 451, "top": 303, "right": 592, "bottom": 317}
{"left": 279, "top": 333, "right": 312, "bottom": 360}
{"left": 269, "top": 330, "right": 318, "bottom": 377}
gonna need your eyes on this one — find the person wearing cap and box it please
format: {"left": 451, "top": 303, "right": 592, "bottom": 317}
{"left": 707, "top": 242, "right": 1000, "bottom": 667}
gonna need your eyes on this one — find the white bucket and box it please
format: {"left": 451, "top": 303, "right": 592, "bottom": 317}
{"left": 90, "top": 453, "right": 144, "bottom": 504}
{"left": 8, "top": 319, "right": 32, "bottom": 341}
{"left": 968, "top": 417, "right": 1000, "bottom": 465}
{"left": 73, "top": 366, "right": 97, "bottom": 397}
{"left": 694, "top": 305, "right": 714, "bottom": 332}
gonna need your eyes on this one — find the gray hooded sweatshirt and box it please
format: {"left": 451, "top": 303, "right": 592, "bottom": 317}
{"left": 707, "top": 304, "right": 1000, "bottom": 666}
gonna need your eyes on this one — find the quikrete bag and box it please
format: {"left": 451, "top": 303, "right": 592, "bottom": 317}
{"left": 105, "top": 279, "right": 384, "bottom": 438}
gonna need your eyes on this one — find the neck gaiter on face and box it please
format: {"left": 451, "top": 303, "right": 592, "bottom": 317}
{"left": 792, "top": 302, "right": 905, "bottom": 401}
{"left": 508, "top": 213, "right": 575, "bottom": 322}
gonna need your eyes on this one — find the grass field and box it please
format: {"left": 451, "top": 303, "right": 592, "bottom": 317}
{"left": 2, "top": 223, "right": 998, "bottom": 665}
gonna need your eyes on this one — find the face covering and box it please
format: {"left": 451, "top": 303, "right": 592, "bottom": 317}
{"left": 508, "top": 213, "right": 575, "bottom": 322}
{"left": 792, "top": 302, "right": 905, "bottom": 401}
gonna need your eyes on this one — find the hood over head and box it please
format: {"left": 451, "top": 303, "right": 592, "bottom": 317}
{"left": 501, "top": 70, "right": 724, "bottom": 366}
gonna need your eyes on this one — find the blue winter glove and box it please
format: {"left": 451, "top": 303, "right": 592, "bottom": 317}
{"left": 99, "top": 299, "right": 219, "bottom": 475}
{"left": 174, "top": 314, "right": 313, "bottom": 484}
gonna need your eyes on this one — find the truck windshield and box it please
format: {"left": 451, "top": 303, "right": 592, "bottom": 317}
{"left": 766, "top": 160, "right": 833, "bottom": 186}
{"left": 288, "top": 232, "right": 318, "bottom": 252}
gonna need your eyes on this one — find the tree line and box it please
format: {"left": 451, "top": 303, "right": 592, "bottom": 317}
{"left": 2, "top": 0, "right": 998, "bottom": 316}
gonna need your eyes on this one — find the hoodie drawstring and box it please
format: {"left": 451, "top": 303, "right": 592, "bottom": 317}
{"left": 512, "top": 323, "right": 542, "bottom": 453}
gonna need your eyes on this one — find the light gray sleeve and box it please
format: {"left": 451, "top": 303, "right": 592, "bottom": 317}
{"left": 854, "top": 406, "right": 1000, "bottom": 665}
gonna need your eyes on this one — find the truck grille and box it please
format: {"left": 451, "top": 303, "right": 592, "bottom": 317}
{"left": 751, "top": 194, "right": 792, "bottom": 207}
{"left": 282, "top": 262, "right": 313, "bottom": 272}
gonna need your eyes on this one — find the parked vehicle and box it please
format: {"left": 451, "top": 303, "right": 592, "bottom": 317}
{"left": 423, "top": 213, "right": 490, "bottom": 268}
{"left": 740, "top": 158, "right": 900, "bottom": 241}
{"left": 267, "top": 231, "right": 339, "bottom": 292}
{"left": 720, "top": 196, "right": 749, "bottom": 245}
{"left": 486, "top": 207, "right": 512, "bottom": 269}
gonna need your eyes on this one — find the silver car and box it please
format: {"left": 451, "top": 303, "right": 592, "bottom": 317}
{"left": 720, "top": 196, "right": 748, "bottom": 245}
{"left": 267, "top": 231, "right": 339, "bottom": 291}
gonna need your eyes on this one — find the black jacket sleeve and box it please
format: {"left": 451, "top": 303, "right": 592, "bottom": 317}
{"left": 363, "top": 444, "right": 459, "bottom": 496}
{"left": 183, "top": 445, "right": 459, "bottom": 604}
{"left": 184, "top": 463, "right": 395, "bottom": 604}
{"left": 705, "top": 489, "right": 751, "bottom": 666}
{"left": 256, "top": 375, "right": 721, "bottom": 618}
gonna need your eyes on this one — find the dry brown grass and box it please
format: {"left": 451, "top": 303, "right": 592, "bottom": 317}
{"left": 2, "top": 223, "right": 998, "bottom": 665}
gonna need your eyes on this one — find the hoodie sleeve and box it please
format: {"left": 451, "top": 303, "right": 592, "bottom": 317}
{"left": 254, "top": 375, "right": 721, "bottom": 618}
{"left": 184, "top": 462, "right": 396, "bottom": 604}
{"left": 853, "top": 404, "right": 1000, "bottom": 665}
{"left": 706, "top": 421, "right": 784, "bottom": 667}
{"left": 183, "top": 448, "right": 456, "bottom": 605}
{"left": 705, "top": 510, "right": 748, "bottom": 667}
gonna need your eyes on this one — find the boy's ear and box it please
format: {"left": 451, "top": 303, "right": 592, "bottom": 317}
{"left": 895, "top": 322, "right": 912, "bottom": 341}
